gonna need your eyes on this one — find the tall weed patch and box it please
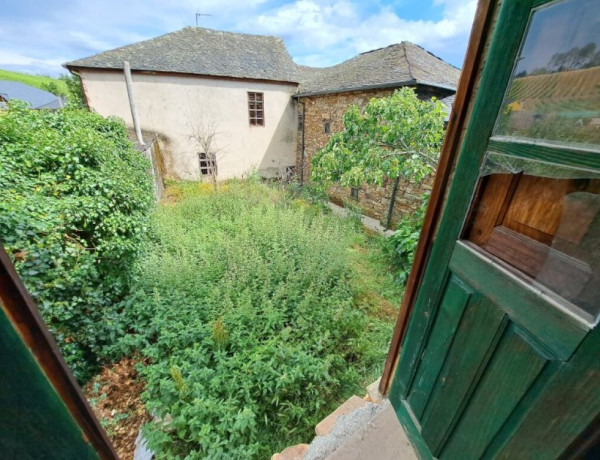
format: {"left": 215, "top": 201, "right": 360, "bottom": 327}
{"left": 120, "top": 182, "right": 375, "bottom": 458}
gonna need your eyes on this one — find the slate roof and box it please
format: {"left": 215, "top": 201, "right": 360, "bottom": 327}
{"left": 0, "top": 80, "right": 64, "bottom": 109}
{"left": 65, "top": 27, "right": 299, "bottom": 83}
{"left": 296, "top": 42, "right": 460, "bottom": 95}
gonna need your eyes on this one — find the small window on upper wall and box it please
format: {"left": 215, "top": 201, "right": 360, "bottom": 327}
{"left": 248, "top": 92, "right": 264, "bottom": 126}
{"left": 323, "top": 121, "right": 331, "bottom": 134}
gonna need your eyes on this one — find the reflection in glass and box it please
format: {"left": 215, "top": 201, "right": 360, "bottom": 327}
{"left": 495, "top": 0, "right": 600, "bottom": 147}
{"left": 465, "top": 153, "right": 600, "bottom": 322}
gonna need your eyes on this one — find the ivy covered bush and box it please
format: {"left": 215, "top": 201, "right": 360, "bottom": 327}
{"left": 0, "top": 102, "right": 154, "bottom": 381}
{"left": 116, "top": 182, "right": 377, "bottom": 458}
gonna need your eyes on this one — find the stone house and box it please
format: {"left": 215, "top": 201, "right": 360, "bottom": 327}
{"left": 65, "top": 27, "right": 300, "bottom": 181}
{"left": 295, "top": 43, "right": 460, "bottom": 226}
{"left": 66, "top": 29, "right": 460, "bottom": 222}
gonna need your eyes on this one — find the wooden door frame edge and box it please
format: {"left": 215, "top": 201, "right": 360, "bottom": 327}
{"left": 0, "top": 244, "right": 118, "bottom": 459}
{"left": 379, "top": 0, "right": 497, "bottom": 395}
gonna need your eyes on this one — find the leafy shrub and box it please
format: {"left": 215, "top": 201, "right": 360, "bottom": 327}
{"left": 385, "top": 195, "right": 429, "bottom": 285}
{"left": 117, "top": 182, "right": 377, "bottom": 458}
{"left": 0, "top": 102, "right": 154, "bottom": 381}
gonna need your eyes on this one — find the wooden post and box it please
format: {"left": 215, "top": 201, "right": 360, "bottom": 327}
{"left": 123, "top": 61, "right": 144, "bottom": 145}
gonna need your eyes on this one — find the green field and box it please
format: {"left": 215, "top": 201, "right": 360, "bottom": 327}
{"left": 0, "top": 69, "right": 69, "bottom": 96}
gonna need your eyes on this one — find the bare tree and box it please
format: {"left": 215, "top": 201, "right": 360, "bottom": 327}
{"left": 188, "top": 115, "right": 225, "bottom": 190}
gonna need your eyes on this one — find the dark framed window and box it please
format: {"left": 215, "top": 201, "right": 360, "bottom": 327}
{"left": 298, "top": 113, "right": 304, "bottom": 131}
{"left": 323, "top": 120, "right": 331, "bottom": 134}
{"left": 248, "top": 92, "right": 264, "bottom": 126}
{"left": 198, "top": 152, "right": 217, "bottom": 176}
{"left": 350, "top": 187, "right": 359, "bottom": 200}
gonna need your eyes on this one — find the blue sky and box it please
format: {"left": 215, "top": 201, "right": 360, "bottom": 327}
{"left": 0, "top": 0, "right": 477, "bottom": 77}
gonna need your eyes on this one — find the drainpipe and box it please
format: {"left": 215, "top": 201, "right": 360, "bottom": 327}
{"left": 299, "top": 100, "right": 306, "bottom": 186}
{"left": 123, "top": 61, "right": 144, "bottom": 145}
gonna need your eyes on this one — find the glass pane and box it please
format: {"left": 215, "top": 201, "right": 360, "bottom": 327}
{"left": 464, "top": 153, "right": 600, "bottom": 323}
{"left": 495, "top": 0, "right": 600, "bottom": 148}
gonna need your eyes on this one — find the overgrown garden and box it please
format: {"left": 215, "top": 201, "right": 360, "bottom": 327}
{"left": 0, "top": 87, "right": 441, "bottom": 458}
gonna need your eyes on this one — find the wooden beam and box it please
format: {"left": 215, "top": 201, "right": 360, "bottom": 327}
{"left": 379, "top": 0, "right": 497, "bottom": 395}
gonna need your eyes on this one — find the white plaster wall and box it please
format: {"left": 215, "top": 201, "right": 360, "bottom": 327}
{"left": 79, "top": 70, "right": 298, "bottom": 180}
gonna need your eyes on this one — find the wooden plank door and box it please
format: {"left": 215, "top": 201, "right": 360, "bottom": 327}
{"left": 389, "top": 0, "right": 600, "bottom": 458}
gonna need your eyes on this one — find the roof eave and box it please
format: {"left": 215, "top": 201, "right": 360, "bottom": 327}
{"left": 294, "top": 79, "right": 456, "bottom": 98}
{"left": 65, "top": 65, "right": 300, "bottom": 86}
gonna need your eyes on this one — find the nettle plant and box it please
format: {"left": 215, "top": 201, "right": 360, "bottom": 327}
{"left": 0, "top": 102, "right": 154, "bottom": 381}
{"left": 116, "top": 182, "right": 371, "bottom": 459}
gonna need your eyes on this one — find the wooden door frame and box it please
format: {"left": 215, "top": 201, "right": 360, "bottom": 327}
{"left": 0, "top": 244, "right": 118, "bottom": 459}
{"left": 379, "top": 0, "right": 496, "bottom": 395}
{"left": 390, "top": 0, "right": 535, "bottom": 395}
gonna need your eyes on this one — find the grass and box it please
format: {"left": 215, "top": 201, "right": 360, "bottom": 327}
{"left": 0, "top": 69, "right": 69, "bottom": 95}
{"left": 110, "top": 179, "right": 402, "bottom": 459}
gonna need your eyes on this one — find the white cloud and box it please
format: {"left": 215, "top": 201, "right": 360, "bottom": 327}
{"left": 0, "top": 0, "right": 476, "bottom": 76}
{"left": 242, "top": 0, "right": 477, "bottom": 67}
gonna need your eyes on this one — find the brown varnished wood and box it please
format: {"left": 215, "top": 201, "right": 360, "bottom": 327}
{"left": 380, "top": 0, "right": 496, "bottom": 395}
{"left": 465, "top": 174, "right": 515, "bottom": 245}
{"left": 502, "top": 176, "right": 571, "bottom": 244}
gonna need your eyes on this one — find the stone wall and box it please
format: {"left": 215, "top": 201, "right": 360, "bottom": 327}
{"left": 297, "top": 86, "right": 443, "bottom": 227}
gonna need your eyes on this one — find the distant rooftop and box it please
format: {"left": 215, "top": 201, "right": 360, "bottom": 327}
{"left": 64, "top": 28, "right": 460, "bottom": 96}
{"left": 65, "top": 27, "right": 299, "bottom": 83}
{"left": 296, "top": 42, "right": 461, "bottom": 96}
{"left": 0, "top": 80, "right": 64, "bottom": 109}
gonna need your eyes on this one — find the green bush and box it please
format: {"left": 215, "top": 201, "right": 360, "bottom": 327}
{"left": 385, "top": 195, "right": 428, "bottom": 285}
{"left": 117, "top": 182, "right": 376, "bottom": 458}
{"left": 0, "top": 102, "right": 154, "bottom": 381}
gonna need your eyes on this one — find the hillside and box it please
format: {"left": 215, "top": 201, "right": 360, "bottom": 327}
{"left": 0, "top": 69, "right": 69, "bottom": 96}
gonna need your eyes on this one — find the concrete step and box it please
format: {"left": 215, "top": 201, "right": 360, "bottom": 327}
{"left": 315, "top": 395, "right": 368, "bottom": 437}
{"left": 305, "top": 400, "right": 384, "bottom": 459}
{"left": 326, "top": 401, "right": 417, "bottom": 460}
{"left": 271, "top": 444, "right": 310, "bottom": 460}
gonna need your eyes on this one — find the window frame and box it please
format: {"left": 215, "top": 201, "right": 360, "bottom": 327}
{"left": 248, "top": 92, "right": 264, "bottom": 127}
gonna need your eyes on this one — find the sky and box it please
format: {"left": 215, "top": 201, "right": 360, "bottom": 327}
{"left": 0, "top": 0, "right": 477, "bottom": 77}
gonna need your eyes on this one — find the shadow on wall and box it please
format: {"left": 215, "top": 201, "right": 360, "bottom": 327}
{"left": 257, "top": 102, "right": 297, "bottom": 179}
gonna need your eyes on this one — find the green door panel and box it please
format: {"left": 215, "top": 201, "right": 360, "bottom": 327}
{"left": 394, "top": 241, "right": 591, "bottom": 459}
{"left": 0, "top": 305, "right": 98, "bottom": 459}
{"left": 495, "top": 331, "right": 600, "bottom": 460}
{"left": 391, "top": 0, "right": 534, "bottom": 400}
{"left": 440, "top": 325, "right": 548, "bottom": 459}
{"left": 407, "top": 275, "right": 472, "bottom": 419}
{"left": 450, "top": 242, "right": 589, "bottom": 360}
{"left": 390, "top": 0, "right": 600, "bottom": 458}
{"left": 420, "top": 294, "right": 507, "bottom": 455}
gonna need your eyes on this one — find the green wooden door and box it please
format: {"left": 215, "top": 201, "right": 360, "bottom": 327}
{"left": 389, "top": 0, "right": 600, "bottom": 458}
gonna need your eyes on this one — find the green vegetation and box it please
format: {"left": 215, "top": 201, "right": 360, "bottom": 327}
{"left": 0, "top": 102, "right": 154, "bottom": 380}
{"left": 0, "top": 68, "right": 68, "bottom": 95}
{"left": 0, "top": 69, "right": 85, "bottom": 107}
{"left": 384, "top": 196, "right": 428, "bottom": 285}
{"left": 111, "top": 181, "right": 401, "bottom": 458}
{"left": 311, "top": 87, "right": 446, "bottom": 187}
{"left": 0, "top": 98, "right": 409, "bottom": 457}
{"left": 311, "top": 88, "right": 440, "bottom": 285}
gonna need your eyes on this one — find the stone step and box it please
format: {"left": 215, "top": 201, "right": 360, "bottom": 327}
{"left": 271, "top": 443, "right": 310, "bottom": 460}
{"left": 326, "top": 401, "right": 417, "bottom": 460}
{"left": 315, "top": 395, "right": 368, "bottom": 437}
{"left": 306, "top": 400, "right": 384, "bottom": 459}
